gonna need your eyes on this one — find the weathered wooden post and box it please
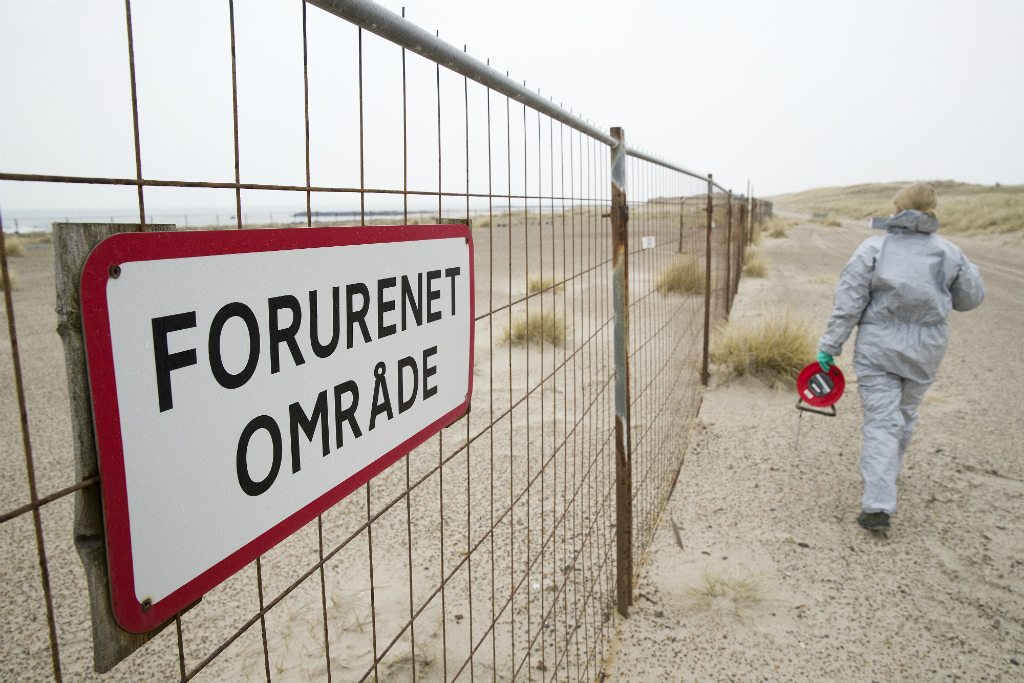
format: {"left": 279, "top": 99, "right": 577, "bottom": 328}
{"left": 55, "top": 223, "right": 179, "bottom": 673}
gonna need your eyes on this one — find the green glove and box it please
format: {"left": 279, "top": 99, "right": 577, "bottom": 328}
{"left": 817, "top": 350, "right": 834, "bottom": 372}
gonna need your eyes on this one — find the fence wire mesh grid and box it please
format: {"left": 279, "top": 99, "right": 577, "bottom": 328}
{"left": 1, "top": 1, "right": 768, "bottom": 681}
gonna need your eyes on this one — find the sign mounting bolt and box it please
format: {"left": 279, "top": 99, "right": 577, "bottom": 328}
{"left": 109, "top": 264, "right": 121, "bottom": 279}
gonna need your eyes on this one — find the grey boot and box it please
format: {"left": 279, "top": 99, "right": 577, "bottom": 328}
{"left": 857, "top": 511, "right": 890, "bottom": 530}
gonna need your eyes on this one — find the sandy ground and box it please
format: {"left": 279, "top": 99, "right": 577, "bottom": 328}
{"left": 602, "top": 216, "right": 1024, "bottom": 681}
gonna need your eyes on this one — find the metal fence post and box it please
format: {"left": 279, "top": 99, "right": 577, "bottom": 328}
{"left": 610, "top": 127, "right": 632, "bottom": 617}
{"left": 2, "top": 220, "right": 65, "bottom": 682}
{"left": 725, "top": 191, "right": 733, "bottom": 316}
{"left": 738, "top": 197, "right": 746, "bottom": 295}
{"left": 748, "top": 187, "right": 754, "bottom": 246}
{"left": 701, "top": 174, "right": 713, "bottom": 386}
{"left": 677, "top": 196, "right": 684, "bottom": 254}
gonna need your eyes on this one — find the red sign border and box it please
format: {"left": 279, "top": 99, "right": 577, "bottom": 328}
{"left": 79, "top": 224, "right": 474, "bottom": 633}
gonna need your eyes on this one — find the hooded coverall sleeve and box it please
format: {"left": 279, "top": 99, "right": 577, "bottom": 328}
{"left": 949, "top": 253, "right": 986, "bottom": 312}
{"left": 817, "top": 239, "right": 878, "bottom": 357}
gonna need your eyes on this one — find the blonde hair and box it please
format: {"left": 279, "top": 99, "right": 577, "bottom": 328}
{"left": 893, "top": 183, "right": 937, "bottom": 217}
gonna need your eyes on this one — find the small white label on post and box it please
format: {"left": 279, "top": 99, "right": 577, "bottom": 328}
{"left": 641, "top": 236, "right": 655, "bottom": 249}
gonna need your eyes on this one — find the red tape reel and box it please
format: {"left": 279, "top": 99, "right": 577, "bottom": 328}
{"left": 796, "top": 362, "right": 845, "bottom": 408}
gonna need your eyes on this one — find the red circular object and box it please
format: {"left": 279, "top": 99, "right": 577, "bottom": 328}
{"left": 796, "top": 362, "right": 845, "bottom": 408}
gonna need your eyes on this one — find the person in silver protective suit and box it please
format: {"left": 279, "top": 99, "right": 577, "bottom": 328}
{"left": 816, "top": 183, "right": 986, "bottom": 531}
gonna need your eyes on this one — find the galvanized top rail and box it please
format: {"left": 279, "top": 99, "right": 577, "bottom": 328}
{"left": 308, "top": 0, "right": 733, "bottom": 194}
{"left": 625, "top": 147, "right": 731, "bottom": 194}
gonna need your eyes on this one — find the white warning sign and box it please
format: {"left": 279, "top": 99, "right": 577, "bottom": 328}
{"left": 79, "top": 224, "right": 473, "bottom": 632}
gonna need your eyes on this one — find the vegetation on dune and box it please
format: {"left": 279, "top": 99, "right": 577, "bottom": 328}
{"left": 685, "top": 569, "right": 766, "bottom": 611}
{"left": 657, "top": 257, "right": 706, "bottom": 294}
{"left": 527, "top": 275, "right": 563, "bottom": 294}
{"left": 504, "top": 309, "right": 567, "bottom": 346}
{"left": 3, "top": 232, "right": 52, "bottom": 250}
{"left": 0, "top": 271, "right": 20, "bottom": 291}
{"left": 743, "top": 249, "right": 768, "bottom": 277}
{"left": 763, "top": 216, "right": 799, "bottom": 238}
{"left": 772, "top": 181, "right": 1024, "bottom": 233}
{"left": 24, "top": 232, "right": 52, "bottom": 245}
{"left": 2, "top": 235, "right": 26, "bottom": 257}
{"left": 710, "top": 308, "right": 816, "bottom": 386}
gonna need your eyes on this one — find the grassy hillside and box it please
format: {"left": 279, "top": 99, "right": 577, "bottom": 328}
{"left": 771, "top": 181, "right": 1024, "bottom": 233}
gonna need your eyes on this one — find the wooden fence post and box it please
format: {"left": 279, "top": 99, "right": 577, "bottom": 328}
{"left": 55, "top": 222, "right": 179, "bottom": 673}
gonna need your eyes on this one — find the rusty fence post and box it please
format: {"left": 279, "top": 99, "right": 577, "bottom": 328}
{"left": 610, "top": 127, "right": 632, "bottom": 617}
{"left": 748, "top": 187, "right": 754, "bottom": 246}
{"left": 2, "top": 219, "right": 64, "bottom": 681}
{"left": 733, "top": 196, "right": 740, "bottom": 299}
{"left": 701, "top": 174, "right": 713, "bottom": 387}
{"left": 725, "top": 191, "right": 733, "bottom": 316}
{"left": 677, "top": 196, "right": 684, "bottom": 254}
{"left": 738, "top": 198, "right": 747, "bottom": 295}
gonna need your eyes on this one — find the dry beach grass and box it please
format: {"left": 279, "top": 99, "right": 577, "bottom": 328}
{"left": 656, "top": 257, "right": 706, "bottom": 295}
{"left": 742, "top": 249, "right": 768, "bottom": 277}
{"left": 709, "top": 308, "right": 817, "bottom": 387}
{"left": 503, "top": 308, "right": 568, "bottom": 346}
{"left": 763, "top": 216, "right": 799, "bottom": 239}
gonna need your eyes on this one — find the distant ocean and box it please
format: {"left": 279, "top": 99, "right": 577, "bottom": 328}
{"left": 1, "top": 202, "right": 536, "bottom": 233}
{"left": 1, "top": 207, "right": 441, "bottom": 233}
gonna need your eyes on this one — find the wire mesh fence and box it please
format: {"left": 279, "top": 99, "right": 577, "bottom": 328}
{"left": 1, "top": 1, "right": 769, "bottom": 681}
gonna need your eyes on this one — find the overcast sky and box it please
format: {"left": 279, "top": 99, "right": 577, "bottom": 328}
{"left": 1, "top": 0, "right": 1022, "bottom": 218}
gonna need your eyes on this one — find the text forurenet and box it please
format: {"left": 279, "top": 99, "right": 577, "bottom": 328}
{"left": 101, "top": 238, "right": 472, "bottom": 605}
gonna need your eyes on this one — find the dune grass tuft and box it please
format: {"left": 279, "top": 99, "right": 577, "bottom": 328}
{"left": 0, "top": 271, "right": 20, "bottom": 291}
{"left": 657, "top": 257, "right": 706, "bottom": 294}
{"left": 685, "top": 569, "right": 766, "bottom": 611}
{"left": 710, "top": 308, "right": 816, "bottom": 385}
{"left": 764, "top": 216, "right": 798, "bottom": 238}
{"left": 743, "top": 249, "right": 768, "bottom": 277}
{"left": 504, "top": 309, "right": 567, "bottom": 346}
{"left": 527, "top": 274, "right": 562, "bottom": 294}
{"left": 23, "top": 232, "right": 52, "bottom": 245}
{"left": 819, "top": 217, "right": 842, "bottom": 227}
{"left": 2, "top": 235, "right": 26, "bottom": 257}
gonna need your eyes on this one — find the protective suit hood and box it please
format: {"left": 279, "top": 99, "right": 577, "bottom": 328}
{"left": 878, "top": 209, "right": 939, "bottom": 234}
